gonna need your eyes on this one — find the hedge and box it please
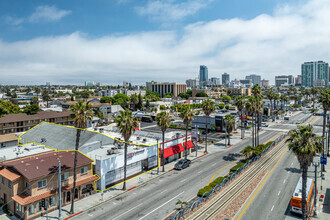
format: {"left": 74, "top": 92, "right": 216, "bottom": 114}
{"left": 198, "top": 176, "right": 226, "bottom": 196}
{"left": 229, "top": 162, "right": 245, "bottom": 173}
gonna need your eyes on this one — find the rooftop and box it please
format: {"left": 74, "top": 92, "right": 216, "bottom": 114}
{"left": 0, "top": 133, "right": 18, "bottom": 143}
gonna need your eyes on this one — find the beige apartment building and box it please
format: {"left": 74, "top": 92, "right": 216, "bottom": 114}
{"left": 0, "top": 110, "right": 74, "bottom": 135}
{"left": 0, "top": 151, "right": 98, "bottom": 219}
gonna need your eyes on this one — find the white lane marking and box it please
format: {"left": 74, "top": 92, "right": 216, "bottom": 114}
{"left": 88, "top": 214, "right": 93, "bottom": 216}
{"left": 271, "top": 205, "right": 274, "bottom": 212}
{"left": 197, "top": 170, "right": 202, "bottom": 174}
{"left": 291, "top": 162, "right": 293, "bottom": 166}
{"left": 180, "top": 178, "right": 187, "bottom": 183}
{"left": 113, "top": 202, "right": 117, "bottom": 205}
{"left": 113, "top": 203, "right": 144, "bottom": 220}
{"left": 283, "top": 179, "right": 286, "bottom": 184}
{"left": 278, "top": 191, "right": 281, "bottom": 196}
{"left": 160, "top": 189, "right": 168, "bottom": 194}
{"left": 212, "top": 163, "right": 217, "bottom": 167}
{"left": 138, "top": 191, "right": 185, "bottom": 220}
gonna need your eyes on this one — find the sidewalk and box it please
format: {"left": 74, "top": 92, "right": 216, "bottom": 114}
{"left": 311, "top": 158, "right": 330, "bottom": 219}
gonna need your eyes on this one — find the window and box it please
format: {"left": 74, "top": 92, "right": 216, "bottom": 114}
{"left": 36, "top": 202, "right": 41, "bottom": 213}
{"left": 49, "top": 196, "right": 56, "bottom": 207}
{"left": 1, "top": 176, "right": 4, "bottom": 184}
{"left": 81, "top": 167, "right": 88, "bottom": 175}
{"left": 38, "top": 179, "right": 47, "bottom": 189}
{"left": 29, "top": 204, "right": 34, "bottom": 216}
{"left": 26, "top": 182, "right": 29, "bottom": 189}
{"left": 8, "top": 180, "right": 12, "bottom": 189}
{"left": 61, "top": 172, "right": 69, "bottom": 181}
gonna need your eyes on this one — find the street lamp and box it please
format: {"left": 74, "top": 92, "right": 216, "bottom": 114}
{"left": 156, "top": 137, "right": 160, "bottom": 175}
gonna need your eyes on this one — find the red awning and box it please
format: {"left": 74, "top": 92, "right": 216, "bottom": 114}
{"left": 160, "top": 144, "right": 185, "bottom": 158}
{"left": 183, "top": 141, "right": 194, "bottom": 149}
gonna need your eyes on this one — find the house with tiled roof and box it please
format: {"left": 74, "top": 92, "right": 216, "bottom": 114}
{"left": 0, "top": 151, "right": 98, "bottom": 219}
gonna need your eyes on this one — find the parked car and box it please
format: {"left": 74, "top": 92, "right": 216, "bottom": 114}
{"left": 174, "top": 159, "right": 191, "bottom": 170}
{"left": 261, "top": 122, "right": 268, "bottom": 127}
{"left": 296, "top": 120, "right": 301, "bottom": 124}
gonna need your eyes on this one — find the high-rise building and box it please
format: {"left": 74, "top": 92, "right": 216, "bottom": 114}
{"left": 222, "top": 73, "right": 230, "bottom": 86}
{"left": 295, "top": 75, "right": 302, "bottom": 86}
{"left": 275, "top": 76, "right": 289, "bottom": 87}
{"left": 210, "top": 77, "right": 220, "bottom": 86}
{"left": 245, "top": 74, "right": 261, "bottom": 85}
{"left": 302, "top": 61, "right": 329, "bottom": 87}
{"left": 186, "top": 79, "right": 198, "bottom": 88}
{"left": 199, "top": 65, "right": 208, "bottom": 87}
{"left": 46, "top": 82, "right": 50, "bottom": 86}
{"left": 260, "top": 79, "right": 270, "bottom": 88}
{"left": 288, "top": 75, "right": 294, "bottom": 85}
{"left": 85, "top": 81, "right": 94, "bottom": 87}
{"left": 147, "top": 81, "right": 187, "bottom": 97}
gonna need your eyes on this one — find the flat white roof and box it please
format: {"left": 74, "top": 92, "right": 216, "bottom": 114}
{"left": 292, "top": 176, "right": 313, "bottom": 199}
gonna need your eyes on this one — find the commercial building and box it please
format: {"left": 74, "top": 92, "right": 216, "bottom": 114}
{"left": 275, "top": 75, "right": 295, "bottom": 87}
{"left": 0, "top": 150, "right": 97, "bottom": 220}
{"left": 199, "top": 65, "right": 208, "bottom": 87}
{"left": 313, "top": 79, "right": 326, "bottom": 87}
{"left": 186, "top": 79, "right": 199, "bottom": 88}
{"left": 192, "top": 113, "right": 239, "bottom": 132}
{"left": 209, "top": 77, "right": 221, "bottom": 86}
{"left": 192, "top": 88, "right": 226, "bottom": 99}
{"left": 222, "top": 73, "right": 230, "bottom": 86}
{"left": 0, "top": 110, "right": 74, "bottom": 135}
{"left": 261, "top": 79, "right": 270, "bottom": 88}
{"left": 85, "top": 81, "right": 95, "bottom": 87}
{"left": 147, "top": 82, "right": 187, "bottom": 97}
{"left": 295, "top": 75, "right": 302, "bottom": 86}
{"left": 229, "top": 88, "right": 252, "bottom": 96}
{"left": 245, "top": 74, "right": 261, "bottom": 86}
{"left": 302, "top": 61, "right": 329, "bottom": 87}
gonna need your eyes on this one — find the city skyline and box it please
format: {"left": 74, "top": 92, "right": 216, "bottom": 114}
{"left": 1, "top": 0, "right": 330, "bottom": 85}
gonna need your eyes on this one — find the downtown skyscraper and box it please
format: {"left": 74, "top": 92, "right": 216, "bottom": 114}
{"left": 199, "top": 65, "right": 208, "bottom": 87}
{"left": 302, "top": 61, "right": 329, "bottom": 87}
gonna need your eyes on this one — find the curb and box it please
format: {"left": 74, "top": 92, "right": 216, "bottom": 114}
{"left": 227, "top": 144, "right": 233, "bottom": 148}
{"left": 193, "top": 153, "right": 208, "bottom": 160}
{"left": 64, "top": 211, "right": 84, "bottom": 220}
{"left": 127, "top": 186, "right": 136, "bottom": 191}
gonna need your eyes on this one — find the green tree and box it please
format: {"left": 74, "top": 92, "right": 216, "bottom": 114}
{"left": 241, "top": 146, "right": 253, "bottom": 158}
{"left": 42, "top": 90, "right": 51, "bottom": 108}
{"left": 96, "top": 110, "right": 107, "bottom": 126}
{"left": 69, "top": 101, "right": 93, "bottom": 214}
{"left": 224, "top": 114, "right": 235, "bottom": 145}
{"left": 100, "top": 96, "right": 112, "bottom": 103}
{"left": 156, "top": 112, "right": 172, "bottom": 172}
{"left": 130, "top": 94, "right": 139, "bottom": 111}
{"left": 221, "top": 95, "right": 231, "bottom": 104}
{"left": 136, "top": 94, "right": 143, "bottom": 110}
{"left": 202, "top": 99, "right": 215, "bottom": 153}
{"left": 196, "top": 92, "right": 208, "bottom": 97}
{"left": 114, "top": 111, "right": 139, "bottom": 190}
{"left": 35, "top": 87, "right": 41, "bottom": 100}
{"left": 0, "top": 100, "right": 20, "bottom": 117}
{"left": 286, "top": 125, "right": 323, "bottom": 220}
{"left": 311, "top": 87, "right": 318, "bottom": 108}
{"left": 23, "top": 104, "right": 40, "bottom": 115}
{"left": 225, "top": 105, "right": 230, "bottom": 110}
{"left": 145, "top": 99, "right": 151, "bottom": 111}
{"left": 31, "top": 96, "right": 39, "bottom": 105}
{"left": 218, "top": 103, "right": 225, "bottom": 110}
{"left": 160, "top": 105, "right": 166, "bottom": 110}
{"left": 179, "top": 106, "right": 195, "bottom": 159}
{"left": 164, "top": 92, "right": 173, "bottom": 98}
{"left": 234, "top": 96, "right": 246, "bottom": 139}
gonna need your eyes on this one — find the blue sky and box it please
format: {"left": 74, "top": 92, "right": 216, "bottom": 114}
{"left": 0, "top": 0, "right": 329, "bottom": 85}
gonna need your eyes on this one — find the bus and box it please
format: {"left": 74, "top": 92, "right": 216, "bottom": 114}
{"left": 290, "top": 177, "right": 315, "bottom": 215}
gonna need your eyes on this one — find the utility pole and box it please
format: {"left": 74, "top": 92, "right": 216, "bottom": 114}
{"left": 58, "top": 160, "right": 63, "bottom": 220}
{"left": 313, "top": 162, "right": 319, "bottom": 218}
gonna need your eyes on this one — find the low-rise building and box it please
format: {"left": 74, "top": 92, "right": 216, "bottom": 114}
{"left": 0, "top": 110, "right": 74, "bottom": 135}
{"left": 0, "top": 133, "right": 18, "bottom": 148}
{"left": 229, "top": 88, "right": 252, "bottom": 96}
{"left": 0, "top": 150, "right": 97, "bottom": 219}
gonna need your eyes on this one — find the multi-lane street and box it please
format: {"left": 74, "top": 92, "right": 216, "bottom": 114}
{"left": 237, "top": 115, "right": 323, "bottom": 220}
{"left": 75, "top": 111, "right": 322, "bottom": 220}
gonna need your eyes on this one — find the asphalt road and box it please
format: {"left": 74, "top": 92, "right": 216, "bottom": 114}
{"left": 77, "top": 131, "right": 282, "bottom": 220}
{"left": 238, "top": 115, "right": 323, "bottom": 220}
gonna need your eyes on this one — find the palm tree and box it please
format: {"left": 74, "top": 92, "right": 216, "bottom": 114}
{"left": 241, "top": 145, "right": 253, "bottom": 158}
{"left": 266, "top": 88, "right": 274, "bottom": 118}
{"left": 115, "top": 110, "right": 139, "bottom": 190}
{"left": 69, "top": 101, "right": 93, "bottom": 214}
{"left": 202, "top": 99, "right": 215, "bottom": 153}
{"left": 286, "top": 125, "right": 323, "bottom": 220}
{"left": 234, "top": 95, "right": 246, "bottom": 139}
{"left": 255, "top": 96, "right": 264, "bottom": 146}
{"left": 252, "top": 85, "right": 262, "bottom": 146}
{"left": 179, "top": 106, "right": 194, "bottom": 159}
{"left": 246, "top": 97, "right": 256, "bottom": 148}
{"left": 311, "top": 87, "right": 318, "bottom": 108}
{"left": 318, "top": 89, "right": 330, "bottom": 168}
{"left": 156, "top": 112, "right": 172, "bottom": 172}
{"left": 224, "top": 114, "right": 235, "bottom": 145}
{"left": 35, "top": 87, "right": 40, "bottom": 102}
{"left": 42, "top": 90, "right": 51, "bottom": 108}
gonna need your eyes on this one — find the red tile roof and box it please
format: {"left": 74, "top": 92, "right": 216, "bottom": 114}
{"left": 1, "top": 151, "right": 93, "bottom": 180}
{"left": 0, "top": 167, "right": 21, "bottom": 181}
{"left": 12, "top": 175, "right": 98, "bottom": 206}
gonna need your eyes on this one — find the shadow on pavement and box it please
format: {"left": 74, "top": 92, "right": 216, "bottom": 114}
{"left": 285, "top": 167, "right": 301, "bottom": 174}
{"left": 283, "top": 202, "right": 301, "bottom": 219}
{"left": 322, "top": 189, "right": 330, "bottom": 214}
{"left": 223, "top": 153, "right": 241, "bottom": 161}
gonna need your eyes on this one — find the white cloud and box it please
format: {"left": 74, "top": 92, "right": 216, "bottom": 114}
{"left": 0, "top": 0, "right": 330, "bottom": 85}
{"left": 3, "top": 16, "right": 24, "bottom": 26}
{"left": 136, "top": 0, "right": 213, "bottom": 22}
{"left": 29, "top": 5, "right": 71, "bottom": 23}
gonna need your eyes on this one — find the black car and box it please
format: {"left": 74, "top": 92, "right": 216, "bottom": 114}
{"left": 174, "top": 159, "right": 191, "bottom": 170}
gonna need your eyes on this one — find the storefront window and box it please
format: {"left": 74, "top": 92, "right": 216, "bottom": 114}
{"left": 49, "top": 196, "right": 56, "bottom": 207}
{"left": 29, "top": 205, "right": 34, "bottom": 216}
{"left": 36, "top": 202, "right": 41, "bottom": 213}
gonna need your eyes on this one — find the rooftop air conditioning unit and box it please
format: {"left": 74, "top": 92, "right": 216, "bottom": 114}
{"left": 99, "top": 128, "right": 104, "bottom": 133}
{"left": 137, "top": 137, "right": 140, "bottom": 140}
{"left": 143, "top": 138, "right": 147, "bottom": 142}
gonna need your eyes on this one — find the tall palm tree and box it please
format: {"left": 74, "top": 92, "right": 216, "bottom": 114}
{"left": 318, "top": 88, "right": 330, "bottom": 169}
{"left": 35, "top": 87, "right": 40, "bottom": 102}
{"left": 115, "top": 110, "right": 139, "bottom": 190}
{"left": 179, "top": 106, "right": 194, "bottom": 159}
{"left": 201, "top": 99, "right": 215, "bottom": 153}
{"left": 286, "top": 125, "right": 323, "bottom": 220}
{"left": 252, "top": 85, "right": 262, "bottom": 146}
{"left": 69, "top": 101, "right": 93, "bottom": 214}
{"left": 255, "top": 96, "right": 264, "bottom": 146}
{"left": 224, "top": 114, "right": 235, "bottom": 145}
{"left": 311, "top": 87, "right": 318, "bottom": 108}
{"left": 234, "top": 95, "right": 246, "bottom": 139}
{"left": 156, "top": 112, "right": 172, "bottom": 172}
{"left": 266, "top": 88, "right": 274, "bottom": 118}
{"left": 246, "top": 97, "right": 256, "bottom": 148}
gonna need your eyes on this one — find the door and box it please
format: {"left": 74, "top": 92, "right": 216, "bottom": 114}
{"left": 4, "top": 193, "right": 7, "bottom": 204}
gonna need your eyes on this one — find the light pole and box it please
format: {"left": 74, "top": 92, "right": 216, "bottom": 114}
{"left": 313, "top": 162, "right": 319, "bottom": 217}
{"left": 58, "top": 160, "right": 63, "bottom": 220}
{"left": 156, "top": 137, "right": 160, "bottom": 175}
{"left": 195, "top": 125, "right": 199, "bottom": 157}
